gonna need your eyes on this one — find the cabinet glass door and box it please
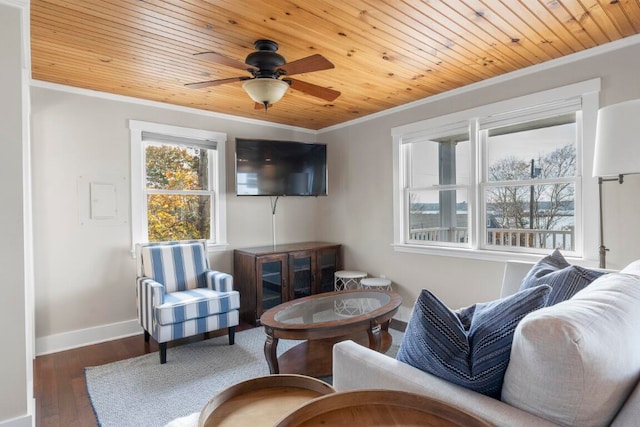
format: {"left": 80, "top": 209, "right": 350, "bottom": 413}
{"left": 258, "top": 255, "right": 287, "bottom": 311}
{"left": 289, "top": 252, "right": 314, "bottom": 299}
{"left": 318, "top": 248, "right": 339, "bottom": 293}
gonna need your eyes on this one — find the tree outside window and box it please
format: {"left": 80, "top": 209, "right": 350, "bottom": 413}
{"left": 484, "top": 116, "right": 577, "bottom": 251}
{"left": 145, "top": 143, "right": 212, "bottom": 242}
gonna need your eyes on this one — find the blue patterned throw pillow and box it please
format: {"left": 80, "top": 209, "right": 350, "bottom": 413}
{"left": 396, "top": 285, "right": 551, "bottom": 398}
{"left": 521, "top": 248, "right": 569, "bottom": 280}
{"left": 520, "top": 249, "right": 606, "bottom": 306}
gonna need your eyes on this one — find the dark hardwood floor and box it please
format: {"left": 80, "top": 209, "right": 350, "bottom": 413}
{"left": 34, "top": 323, "right": 255, "bottom": 427}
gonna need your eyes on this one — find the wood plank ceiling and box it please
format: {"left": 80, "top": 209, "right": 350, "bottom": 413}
{"left": 31, "top": 0, "right": 640, "bottom": 130}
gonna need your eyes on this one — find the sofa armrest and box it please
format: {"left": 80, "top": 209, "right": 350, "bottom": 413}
{"left": 333, "top": 340, "right": 560, "bottom": 427}
{"left": 500, "top": 260, "right": 536, "bottom": 298}
{"left": 205, "top": 270, "right": 233, "bottom": 292}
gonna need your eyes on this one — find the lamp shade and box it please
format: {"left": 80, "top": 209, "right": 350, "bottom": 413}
{"left": 593, "top": 98, "right": 640, "bottom": 177}
{"left": 242, "top": 78, "right": 289, "bottom": 106}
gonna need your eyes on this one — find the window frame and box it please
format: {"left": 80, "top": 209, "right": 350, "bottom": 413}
{"left": 392, "top": 79, "right": 600, "bottom": 263}
{"left": 129, "top": 120, "right": 228, "bottom": 252}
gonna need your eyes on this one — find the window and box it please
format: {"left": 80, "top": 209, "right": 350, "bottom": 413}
{"left": 393, "top": 80, "right": 600, "bottom": 261}
{"left": 130, "top": 121, "right": 227, "bottom": 249}
{"left": 482, "top": 113, "right": 577, "bottom": 253}
{"left": 406, "top": 125, "right": 471, "bottom": 247}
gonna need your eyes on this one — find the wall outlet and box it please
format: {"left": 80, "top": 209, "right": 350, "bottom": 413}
{"left": 380, "top": 274, "right": 386, "bottom": 279}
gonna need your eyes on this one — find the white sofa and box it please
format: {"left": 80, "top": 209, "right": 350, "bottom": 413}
{"left": 333, "top": 260, "right": 640, "bottom": 426}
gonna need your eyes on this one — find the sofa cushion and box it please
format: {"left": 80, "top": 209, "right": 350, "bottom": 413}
{"left": 621, "top": 259, "right": 640, "bottom": 276}
{"left": 502, "top": 271, "right": 640, "bottom": 427}
{"left": 519, "top": 249, "right": 606, "bottom": 305}
{"left": 396, "top": 285, "right": 550, "bottom": 398}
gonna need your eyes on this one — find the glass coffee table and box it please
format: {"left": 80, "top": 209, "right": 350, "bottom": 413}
{"left": 260, "top": 290, "right": 402, "bottom": 377}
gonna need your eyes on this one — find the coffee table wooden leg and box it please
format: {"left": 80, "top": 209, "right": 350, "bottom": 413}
{"left": 381, "top": 318, "right": 390, "bottom": 332}
{"left": 367, "top": 320, "right": 382, "bottom": 351}
{"left": 264, "top": 328, "right": 280, "bottom": 374}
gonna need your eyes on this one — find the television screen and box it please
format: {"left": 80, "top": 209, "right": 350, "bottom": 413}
{"left": 235, "top": 138, "right": 328, "bottom": 196}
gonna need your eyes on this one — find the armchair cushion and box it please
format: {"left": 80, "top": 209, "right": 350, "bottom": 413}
{"left": 156, "top": 288, "right": 240, "bottom": 325}
{"left": 154, "top": 310, "right": 239, "bottom": 344}
{"left": 396, "top": 285, "right": 550, "bottom": 398}
{"left": 140, "top": 243, "right": 208, "bottom": 293}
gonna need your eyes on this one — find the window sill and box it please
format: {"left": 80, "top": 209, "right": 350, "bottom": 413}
{"left": 392, "top": 243, "right": 595, "bottom": 266}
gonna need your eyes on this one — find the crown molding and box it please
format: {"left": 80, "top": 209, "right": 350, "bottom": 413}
{"left": 29, "top": 79, "right": 319, "bottom": 135}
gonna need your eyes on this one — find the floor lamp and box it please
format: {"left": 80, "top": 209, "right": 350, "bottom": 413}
{"left": 593, "top": 99, "right": 640, "bottom": 268}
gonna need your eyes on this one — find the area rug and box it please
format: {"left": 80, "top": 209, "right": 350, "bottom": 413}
{"left": 85, "top": 326, "right": 403, "bottom": 427}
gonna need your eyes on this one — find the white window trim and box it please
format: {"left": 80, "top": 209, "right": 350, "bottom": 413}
{"left": 392, "top": 79, "right": 601, "bottom": 264}
{"left": 129, "top": 120, "right": 228, "bottom": 254}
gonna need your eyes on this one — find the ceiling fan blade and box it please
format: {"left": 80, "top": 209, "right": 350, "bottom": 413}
{"left": 287, "top": 78, "right": 341, "bottom": 101}
{"left": 277, "top": 54, "right": 334, "bottom": 76}
{"left": 185, "top": 76, "right": 248, "bottom": 89}
{"left": 193, "top": 52, "right": 257, "bottom": 71}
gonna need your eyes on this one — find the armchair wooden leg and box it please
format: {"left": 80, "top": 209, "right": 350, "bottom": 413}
{"left": 228, "top": 326, "right": 236, "bottom": 345}
{"left": 144, "top": 330, "right": 150, "bottom": 342}
{"left": 159, "top": 342, "right": 167, "bottom": 364}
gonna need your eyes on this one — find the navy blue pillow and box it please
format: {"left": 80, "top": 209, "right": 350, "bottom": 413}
{"left": 396, "top": 285, "right": 550, "bottom": 398}
{"left": 520, "top": 249, "right": 606, "bottom": 306}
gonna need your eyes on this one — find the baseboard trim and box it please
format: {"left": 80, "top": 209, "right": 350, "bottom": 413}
{"left": 36, "top": 314, "right": 406, "bottom": 356}
{"left": 36, "top": 319, "right": 142, "bottom": 356}
{"left": 0, "top": 413, "right": 33, "bottom": 427}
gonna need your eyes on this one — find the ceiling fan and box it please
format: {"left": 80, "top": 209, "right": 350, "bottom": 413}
{"left": 185, "top": 40, "right": 341, "bottom": 110}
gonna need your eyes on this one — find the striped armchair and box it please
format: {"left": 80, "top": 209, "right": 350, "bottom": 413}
{"left": 135, "top": 240, "right": 240, "bottom": 364}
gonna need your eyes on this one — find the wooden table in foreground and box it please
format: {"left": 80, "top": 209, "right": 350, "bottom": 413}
{"left": 198, "top": 375, "right": 335, "bottom": 427}
{"left": 198, "top": 377, "right": 491, "bottom": 427}
{"left": 260, "top": 290, "right": 402, "bottom": 377}
{"left": 276, "top": 389, "right": 493, "bottom": 427}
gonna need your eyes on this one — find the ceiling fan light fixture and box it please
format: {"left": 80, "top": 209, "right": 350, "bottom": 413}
{"left": 242, "top": 78, "right": 289, "bottom": 109}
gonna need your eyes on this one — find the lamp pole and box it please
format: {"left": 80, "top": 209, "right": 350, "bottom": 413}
{"left": 529, "top": 159, "right": 535, "bottom": 230}
{"left": 598, "top": 174, "right": 624, "bottom": 268}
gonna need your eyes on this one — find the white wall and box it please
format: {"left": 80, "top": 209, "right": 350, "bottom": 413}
{"left": 30, "top": 86, "right": 323, "bottom": 352}
{"left": 318, "top": 37, "right": 640, "bottom": 314}
{"left": 0, "top": 1, "right": 32, "bottom": 425}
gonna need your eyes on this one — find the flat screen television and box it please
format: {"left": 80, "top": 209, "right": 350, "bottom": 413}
{"left": 235, "top": 138, "right": 328, "bottom": 196}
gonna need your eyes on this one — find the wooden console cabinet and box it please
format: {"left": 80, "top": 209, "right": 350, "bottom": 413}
{"left": 233, "top": 242, "right": 342, "bottom": 325}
